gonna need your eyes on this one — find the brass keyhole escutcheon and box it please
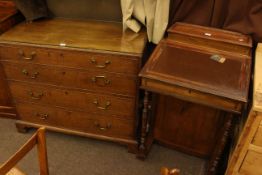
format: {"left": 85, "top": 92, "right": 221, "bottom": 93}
{"left": 29, "top": 91, "right": 44, "bottom": 100}
{"left": 35, "top": 112, "right": 48, "bottom": 120}
{"left": 94, "top": 122, "right": 111, "bottom": 131}
{"left": 22, "top": 69, "right": 39, "bottom": 79}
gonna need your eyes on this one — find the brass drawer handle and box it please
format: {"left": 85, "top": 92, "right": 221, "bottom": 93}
{"left": 93, "top": 99, "right": 111, "bottom": 110}
{"left": 91, "top": 75, "right": 111, "bottom": 86}
{"left": 35, "top": 113, "right": 48, "bottom": 120}
{"left": 19, "top": 50, "right": 36, "bottom": 60}
{"left": 90, "top": 58, "right": 111, "bottom": 68}
{"left": 28, "top": 91, "right": 44, "bottom": 100}
{"left": 22, "top": 69, "right": 39, "bottom": 79}
{"left": 94, "top": 122, "right": 111, "bottom": 131}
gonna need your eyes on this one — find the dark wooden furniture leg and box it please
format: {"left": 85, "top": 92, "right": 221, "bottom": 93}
{"left": 207, "top": 113, "right": 234, "bottom": 175}
{"left": 137, "top": 90, "right": 150, "bottom": 159}
{"left": 16, "top": 121, "right": 30, "bottom": 133}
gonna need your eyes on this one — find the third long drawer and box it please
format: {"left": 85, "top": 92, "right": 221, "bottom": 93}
{"left": 8, "top": 81, "right": 136, "bottom": 119}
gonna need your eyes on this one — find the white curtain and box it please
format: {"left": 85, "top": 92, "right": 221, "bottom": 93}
{"left": 121, "top": 0, "right": 170, "bottom": 44}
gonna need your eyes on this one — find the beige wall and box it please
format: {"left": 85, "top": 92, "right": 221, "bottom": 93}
{"left": 46, "top": 0, "right": 122, "bottom": 22}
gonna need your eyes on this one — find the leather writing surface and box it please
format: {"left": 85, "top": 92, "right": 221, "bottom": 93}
{"left": 142, "top": 41, "right": 250, "bottom": 102}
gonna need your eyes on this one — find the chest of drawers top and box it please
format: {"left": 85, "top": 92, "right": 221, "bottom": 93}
{"left": 0, "top": 18, "right": 147, "bottom": 56}
{"left": 0, "top": 17, "right": 145, "bottom": 144}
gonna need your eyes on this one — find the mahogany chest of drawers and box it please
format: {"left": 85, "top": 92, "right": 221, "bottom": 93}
{"left": 0, "top": 18, "right": 147, "bottom": 152}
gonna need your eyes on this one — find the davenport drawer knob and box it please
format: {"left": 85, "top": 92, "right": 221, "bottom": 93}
{"left": 93, "top": 99, "right": 111, "bottom": 110}
{"left": 91, "top": 75, "right": 111, "bottom": 86}
{"left": 210, "top": 54, "right": 226, "bottom": 63}
{"left": 28, "top": 91, "right": 44, "bottom": 100}
{"left": 90, "top": 58, "right": 111, "bottom": 68}
{"left": 19, "top": 50, "right": 36, "bottom": 60}
{"left": 94, "top": 121, "right": 111, "bottom": 131}
{"left": 22, "top": 69, "right": 39, "bottom": 79}
{"left": 35, "top": 113, "right": 48, "bottom": 120}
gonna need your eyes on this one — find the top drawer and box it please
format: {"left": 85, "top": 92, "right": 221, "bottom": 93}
{"left": 0, "top": 44, "right": 140, "bottom": 74}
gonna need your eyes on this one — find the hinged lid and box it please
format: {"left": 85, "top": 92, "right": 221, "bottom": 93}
{"left": 168, "top": 23, "right": 252, "bottom": 56}
{"left": 168, "top": 22, "right": 252, "bottom": 47}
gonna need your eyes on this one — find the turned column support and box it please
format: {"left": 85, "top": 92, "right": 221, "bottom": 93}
{"left": 207, "top": 113, "right": 234, "bottom": 174}
{"left": 137, "top": 90, "right": 150, "bottom": 159}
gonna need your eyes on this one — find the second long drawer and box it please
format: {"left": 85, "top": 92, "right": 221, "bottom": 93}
{"left": 9, "top": 81, "right": 135, "bottom": 119}
{"left": 2, "top": 61, "right": 137, "bottom": 96}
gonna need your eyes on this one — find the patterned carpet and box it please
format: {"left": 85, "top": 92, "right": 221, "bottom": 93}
{"left": 0, "top": 118, "right": 206, "bottom": 175}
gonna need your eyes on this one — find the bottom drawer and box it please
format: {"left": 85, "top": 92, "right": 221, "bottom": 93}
{"left": 16, "top": 102, "right": 135, "bottom": 139}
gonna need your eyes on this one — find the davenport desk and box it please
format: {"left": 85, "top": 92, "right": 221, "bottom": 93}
{"left": 138, "top": 23, "right": 252, "bottom": 174}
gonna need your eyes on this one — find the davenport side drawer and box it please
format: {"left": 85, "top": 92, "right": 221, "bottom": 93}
{"left": 16, "top": 102, "right": 135, "bottom": 139}
{"left": 2, "top": 62, "right": 137, "bottom": 96}
{"left": 9, "top": 81, "right": 135, "bottom": 119}
{"left": 0, "top": 44, "right": 140, "bottom": 74}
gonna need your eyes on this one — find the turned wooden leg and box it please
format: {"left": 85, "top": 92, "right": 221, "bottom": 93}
{"left": 16, "top": 122, "right": 29, "bottom": 133}
{"left": 137, "top": 91, "right": 150, "bottom": 159}
{"left": 207, "top": 113, "right": 233, "bottom": 175}
{"left": 161, "top": 167, "right": 180, "bottom": 175}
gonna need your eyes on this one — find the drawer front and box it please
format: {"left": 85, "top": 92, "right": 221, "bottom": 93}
{"left": 9, "top": 81, "right": 135, "bottom": 119}
{"left": 2, "top": 62, "right": 137, "bottom": 96}
{"left": 2, "top": 61, "right": 61, "bottom": 84}
{"left": 16, "top": 102, "right": 135, "bottom": 139}
{"left": 0, "top": 45, "right": 139, "bottom": 74}
{"left": 0, "top": 45, "right": 60, "bottom": 65}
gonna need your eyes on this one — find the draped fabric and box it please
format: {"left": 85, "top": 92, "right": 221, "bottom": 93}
{"left": 121, "top": 0, "right": 262, "bottom": 43}
{"left": 169, "top": 0, "right": 262, "bottom": 43}
{"left": 121, "top": 0, "right": 170, "bottom": 44}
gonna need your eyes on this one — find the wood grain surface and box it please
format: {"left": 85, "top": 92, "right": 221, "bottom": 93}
{"left": 0, "top": 18, "right": 147, "bottom": 54}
